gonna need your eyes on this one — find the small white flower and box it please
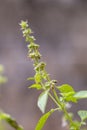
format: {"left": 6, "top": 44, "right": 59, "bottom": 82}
{"left": 62, "top": 117, "right": 68, "bottom": 127}
{"left": 66, "top": 103, "right": 72, "bottom": 109}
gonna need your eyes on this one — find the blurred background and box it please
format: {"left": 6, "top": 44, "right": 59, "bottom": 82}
{"left": 0, "top": 0, "right": 87, "bottom": 130}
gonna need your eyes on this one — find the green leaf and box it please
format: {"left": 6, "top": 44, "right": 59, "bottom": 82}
{"left": 64, "top": 94, "right": 77, "bottom": 103}
{"left": 29, "top": 84, "right": 42, "bottom": 90}
{"left": 78, "top": 110, "right": 87, "bottom": 121}
{"left": 0, "top": 112, "right": 23, "bottom": 130}
{"left": 70, "top": 121, "right": 81, "bottom": 130}
{"left": 62, "top": 91, "right": 77, "bottom": 103}
{"left": 35, "top": 73, "right": 42, "bottom": 84}
{"left": 57, "top": 84, "right": 75, "bottom": 93}
{"left": 44, "top": 82, "right": 51, "bottom": 89}
{"left": 27, "top": 77, "right": 34, "bottom": 80}
{"left": 35, "top": 109, "right": 54, "bottom": 130}
{"left": 57, "top": 84, "right": 77, "bottom": 102}
{"left": 74, "top": 91, "right": 87, "bottom": 99}
{"left": 37, "top": 90, "right": 49, "bottom": 113}
{"left": 41, "top": 71, "right": 49, "bottom": 80}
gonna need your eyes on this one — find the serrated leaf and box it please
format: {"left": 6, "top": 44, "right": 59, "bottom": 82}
{"left": 35, "top": 109, "right": 54, "bottom": 130}
{"left": 74, "top": 91, "right": 87, "bottom": 99}
{"left": 35, "top": 73, "right": 41, "bottom": 84}
{"left": 78, "top": 110, "right": 87, "bottom": 121}
{"left": 29, "top": 84, "right": 42, "bottom": 90}
{"left": 37, "top": 90, "right": 49, "bottom": 113}
{"left": 57, "top": 84, "right": 75, "bottom": 93}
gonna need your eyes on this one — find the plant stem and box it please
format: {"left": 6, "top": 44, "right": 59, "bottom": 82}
{"left": 20, "top": 21, "right": 82, "bottom": 130}
{"left": 48, "top": 93, "right": 60, "bottom": 107}
{"left": 52, "top": 88, "right": 74, "bottom": 127}
{"left": 52, "top": 88, "right": 61, "bottom": 106}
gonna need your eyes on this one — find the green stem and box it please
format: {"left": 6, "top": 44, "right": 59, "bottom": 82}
{"left": 52, "top": 88, "right": 74, "bottom": 126}
{"left": 62, "top": 106, "right": 73, "bottom": 124}
{"left": 48, "top": 93, "right": 59, "bottom": 107}
{"left": 52, "top": 88, "right": 61, "bottom": 106}
{"left": 49, "top": 89, "right": 74, "bottom": 128}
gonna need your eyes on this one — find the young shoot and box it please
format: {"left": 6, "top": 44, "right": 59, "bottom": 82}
{"left": 20, "top": 20, "right": 87, "bottom": 130}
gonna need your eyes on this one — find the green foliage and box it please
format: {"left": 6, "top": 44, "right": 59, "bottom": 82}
{"left": 78, "top": 110, "right": 87, "bottom": 121}
{"left": 57, "top": 84, "right": 75, "bottom": 93}
{"left": 37, "top": 90, "right": 49, "bottom": 113}
{"left": 29, "top": 84, "right": 42, "bottom": 90}
{"left": 19, "top": 20, "right": 87, "bottom": 130}
{"left": 34, "top": 73, "right": 42, "bottom": 84}
{"left": 0, "top": 112, "right": 23, "bottom": 130}
{"left": 74, "top": 91, "right": 87, "bottom": 99}
{"left": 57, "top": 84, "right": 77, "bottom": 103}
{"left": 35, "top": 109, "right": 54, "bottom": 130}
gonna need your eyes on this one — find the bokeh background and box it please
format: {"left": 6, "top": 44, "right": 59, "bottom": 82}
{"left": 0, "top": 0, "right": 87, "bottom": 130}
